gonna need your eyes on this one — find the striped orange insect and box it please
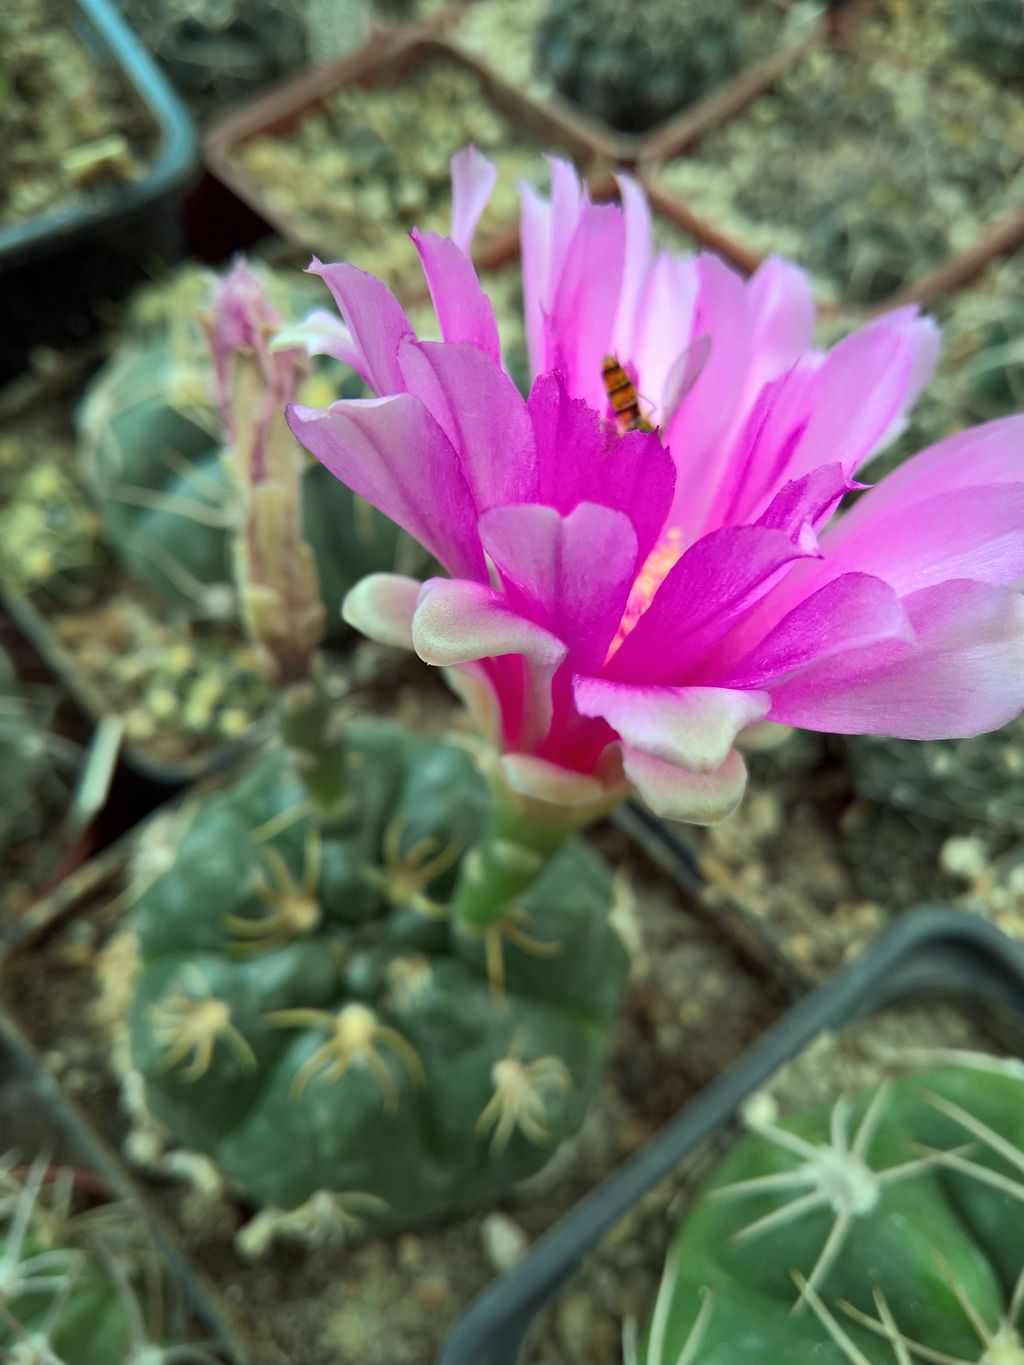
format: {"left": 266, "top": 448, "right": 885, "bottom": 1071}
{"left": 601, "top": 354, "right": 654, "bottom": 434}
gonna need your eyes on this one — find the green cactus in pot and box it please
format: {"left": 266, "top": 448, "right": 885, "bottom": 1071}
{"left": 118, "top": 262, "right": 629, "bottom": 1236}
{"left": 952, "top": 0, "right": 1024, "bottom": 79}
{"left": 0, "top": 1152, "right": 220, "bottom": 1363}
{"left": 534, "top": 0, "right": 741, "bottom": 133}
{"left": 632, "top": 1058, "right": 1024, "bottom": 1364}
{"left": 75, "top": 264, "right": 424, "bottom": 628}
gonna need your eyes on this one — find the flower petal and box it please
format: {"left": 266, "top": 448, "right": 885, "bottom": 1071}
{"left": 787, "top": 307, "right": 938, "bottom": 482}
{"left": 719, "top": 573, "right": 913, "bottom": 689}
{"left": 574, "top": 677, "right": 770, "bottom": 772}
{"left": 606, "top": 525, "right": 818, "bottom": 684}
{"left": 479, "top": 502, "right": 638, "bottom": 672}
{"left": 271, "top": 309, "right": 360, "bottom": 367}
{"left": 610, "top": 171, "right": 653, "bottom": 361}
{"left": 545, "top": 198, "right": 627, "bottom": 411}
{"left": 520, "top": 157, "right": 585, "bottom": 377}
{"left": 498, "top": 753, "right": 610, "bottom": 807}
{"left": 623, "top": 745, "right": 749, "bottom": 825}
{"left": 743, "top": 257, "right": 816, "bottom": 394}
{"left": 341, "top": 573, "right": 421, "bottom": 649}
{"left": 828, "top": 414, "right": 1024, "bottom": 548}
{"left": 527, "top": 372, "right": 675, "bottom": 566}
{"left": 307, "top": 260, "right": 415, "bottom": 395}
{"left": 815, "top": 484, "right": 1024, "bottom": 596}
{"left": 410, "top": 229, "right": 501, "bottom": 362}
{"left": 767, "top": 579, "right": 1024, "bottom": 739}
{"left": 286, "top": 393, "right": 485, "bottom": 581}
{"left": 412, "top": 578, "right": 567, "bottom": 749}
{"left": 449, "top": 145, "right": 497, "bottom": 254}
{"left": 397, "top": 338, "right": 535, "bottom": 511}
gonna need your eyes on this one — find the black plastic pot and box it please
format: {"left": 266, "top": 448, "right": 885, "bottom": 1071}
{"left": 0, "top": 0, "right": 199, "bottom": 381}
{"left": 438, "top": 908, "right": 1024, "bottom": 1365}
{"left": 0, "top": 1004, "right": 248, "bottom": 1362}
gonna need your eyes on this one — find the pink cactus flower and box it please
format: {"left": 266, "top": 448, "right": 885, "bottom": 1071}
{"left": 286, "top": 151, "right": 1024, "bottom": 825}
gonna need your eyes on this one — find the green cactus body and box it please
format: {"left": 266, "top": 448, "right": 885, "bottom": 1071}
{"left": 638, "top": 1061, "right": 1024, "bottom": 1364}
{"left": 75, "top": 267, "right": 421, "bottom": 627}
{"left": 1, "top": 1155, "right": 217, "bottom": 1364}
{"left": 128, "top": 724, "right": 628, "bottom": 1228}
{"left": 953, "top": 0, "right": 1024, "bottom": 78}
{"left": 534, "top": 0, "right": 741, "bottom": 133}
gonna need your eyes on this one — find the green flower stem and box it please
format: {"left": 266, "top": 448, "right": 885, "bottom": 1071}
{"left": 452, "top": 770, "right": 624, "bottom": 931}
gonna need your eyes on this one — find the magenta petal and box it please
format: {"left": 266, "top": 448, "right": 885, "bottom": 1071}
{"left": 412, "top": 577, "right": 568, "bottom": 749}
{"left": 546, "top": 199, "right": 627, "bottom": 411}
{"left": 397, "top": 338, "right": 535, "bottom": 510}
{"left": 719, "top": 573, "right": 913, "bottom": 689}
{"left": 573, "top": 677, "right": 770, "bottom": 771}
{"left": 308, "top": 260, "right": 414, "bottom": 395}
{"left": 479, "top": 502, "right": 638, "bottom": 672}
{"left": 743, "top": 257, "right": 816, "bottom": 392}
{"left": 815, "top": 483, "right": 1024, "bottom": 595}
{"left": 286, "top": 393, "right": 485, "bottom": 581}
{"left": 610, "top": 171, "right": 653, "bottom": 360}
{"left": 632, "top": 251, "right": 700, "bottom": 418}
{"left": 825, "top": 415, "right": 1024, "bottom": 551}
{"left": 527, "top": 372, "right": 675, "bottom": 565}
{"left": 449, "top": 145, "right": 497, "bottom": 254}
{"left": 757, "top": 463, "right": 861, "bottom": 537}
{"left": 786, "top": 308, "right": 937, "bottom": 482}
{"left": 520, "top": 157, "right": 584, "bottom": 377}
{"left": 606, "top": 525, "right": 818, "bottom": 684}
{"left": 409, "top": 229, "right": 501, "bottom": 362}
{"left": 767, "top": 579, "right": 1024, "bottom": 739}
{"left": 622, "top": 746, "right": 749, "bottom": 824}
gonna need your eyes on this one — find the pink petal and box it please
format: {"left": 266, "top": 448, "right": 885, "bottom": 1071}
{"left": 479, "top": 503, "right": 638, "bottom": 672}
{"left": 573, "top": 677, "right": 770, "bottom": 772}
{"left": 743, "top": 257, "right": 816, "bottom": 395}
{"left": 606, "top": 525, "right": 818, "bottom": 684}
{"left": 449, "top": 146, "right": 497, "bottom": 254}
{"left": 718, "top": 573, "right": 913, "bottom": 689}
{"left": 631, "top": 252, "right": 700, "bottom": 420}
{"left": 341, "top": 573, "right": 421, "bottom": 649}
{"left": 826, "top": 415, "right": 1024, "bottom": 551}
{"left": 814, "top": 484, "right": 1024, "bottom": 596}
{"left": 308, "top": 259, "right": 414, "bottom": 395}
{"left": 622, "top": 746, "right": 749, "bottom": 824}
{"left": 665, "top": 255, "right": 753, "bottom": 540}
{"left": 757, "top": 463, "right": 862, "bottom": 537}
{"left": 527, "top": 372, "right": 675, "bottom": 566}
{"left": 412, "top": 578, "right": 567, "bottom": 749}
{"left": 767, "top": 579, "right": 1024, "bottom": 739}
{"left": 286, "top": 394, "right": 485, "bottom": 581}
{"left": 520, "top": 158, "right": 585, "bottom": 377}
{"left": 610, "top": 172, "right": 653, "bottom": 362}
{"left": 409, "top": 229, "right": 501, "bottom": 363}
{"left": 786, "top": 308, "right": 938, "bottom": 483}
{"left": 396, "top": 338, "right": 535, "bottom": 511}
{"left": 546, "top": 199, "right": 627, "bottom": 411}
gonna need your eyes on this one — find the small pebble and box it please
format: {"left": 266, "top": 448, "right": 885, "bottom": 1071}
{"left": 481, "top": 1212, "right": 529, "bottom": 1272}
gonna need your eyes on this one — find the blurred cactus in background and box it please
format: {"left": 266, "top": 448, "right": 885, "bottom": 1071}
{"left": 127, "top": 722, "right": 628, "bottom": 1229}
{"left": 633, "top": 1059, "right": 1024, "bottom": 1363}
{"left": 0, "top": 1152, "right": 220, "bottom": 1363}
{"left": 76, "top": 265, "right": 424, "bottom": 631}
{"left": 534, "top": 0, "right": 740, "bottom": 132}
{"left": 952, "top": 0, "right": 1024, "bottom": 78}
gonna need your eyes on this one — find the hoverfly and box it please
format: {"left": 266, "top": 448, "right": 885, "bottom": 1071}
{"left": 601, "top": 354, "right": 654, "bottom": 434}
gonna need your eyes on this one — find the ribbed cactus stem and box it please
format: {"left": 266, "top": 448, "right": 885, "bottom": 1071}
{"left": 209, "top": 260, "right": 325, "bottom": 685}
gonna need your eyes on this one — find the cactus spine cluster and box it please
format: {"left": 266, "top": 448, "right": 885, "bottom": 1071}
{"left": 635, "top": 1059, "right": 1024, "bottom": 1363}
{"left": 534, "top": 0, "right": 741, "bottom": 133}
